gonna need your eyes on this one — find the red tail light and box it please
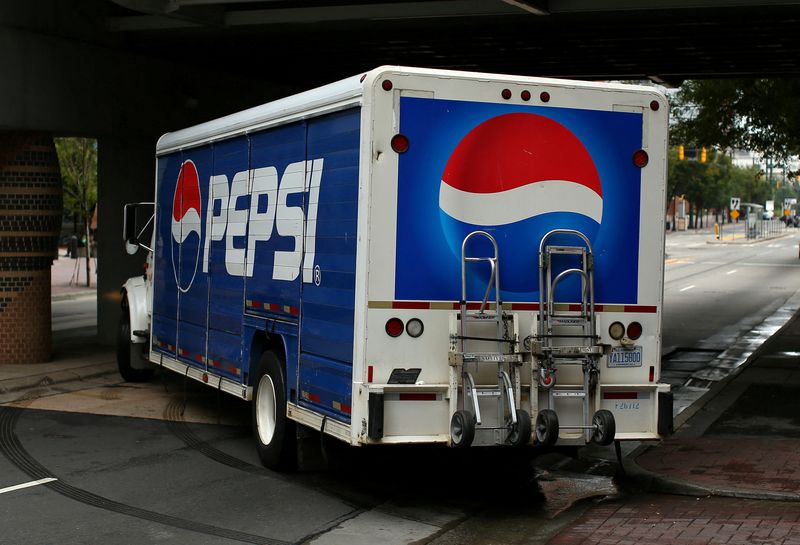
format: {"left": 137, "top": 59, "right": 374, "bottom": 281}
{"left": 385, "top": 318, "right": 404, "bottom": 337}
{"left": 633, "top": 149, "right": 649, "bottom": 168}
{"left": 391, "top": 134, "right": 409, "bottom": 154}
{"left": 627, "top": 321, "right": 643, "bottom": 340}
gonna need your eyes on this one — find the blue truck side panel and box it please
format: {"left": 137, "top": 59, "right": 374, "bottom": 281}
{"left": 209, "top": 137, "right": 249, "bottom": 337}
{"left": 151, "top": 107, "right": 361, "bottom": 424}
{"left": 297, "top": 110, "right": 360, "bottom": 421}
{"left": 244, "top": 123, "right": 306, "bottom": 318}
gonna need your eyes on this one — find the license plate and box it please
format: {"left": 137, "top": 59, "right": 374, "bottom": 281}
{"left": 608, "top": 346, "right": 643, "bottom": 367}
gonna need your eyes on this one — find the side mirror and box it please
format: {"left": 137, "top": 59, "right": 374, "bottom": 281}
{"left": 122, "top": 202, "right": 154, "bottom": 255}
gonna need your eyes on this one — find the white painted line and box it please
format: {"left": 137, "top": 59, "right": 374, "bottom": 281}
{"left": 0, "top": 478, "right": 57, "bottom": 495}
{"left": 726, "top": 269, "right": 738, "bottom": 275}
{"left": 679, "top": 285, "right": 696, "bottom": 292}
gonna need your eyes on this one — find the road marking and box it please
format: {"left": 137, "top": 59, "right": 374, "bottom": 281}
{"left": 679, "top": 285, "right": 696, "bottom": 292}
{"left": 0, "top": 478, "right": 57, "bottom": 495}
{"left": 739, "top": 262, "right": 800, "bottom": 268}
{"left": 726, "top": 269, "right": 738, "bottom": 275}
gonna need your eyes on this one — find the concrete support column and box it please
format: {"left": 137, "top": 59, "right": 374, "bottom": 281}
{"left": 0, "top": 132, "right": 62, "bottom": 364}
{"left": 96, "top": 136, "right": 156, "bottom": 345}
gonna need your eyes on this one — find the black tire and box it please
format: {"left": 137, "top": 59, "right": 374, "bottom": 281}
{"left": 116, "top": 305, "right": 153, "bottom": 383}
{"left": 507, "top": 409, "right": 532, "bottom": 447}
{"left": 252, "top": 351, "right": 296, "bottom": 471}
{"left": 591, "top": 409, "right": 616, "bottom": 446}
{"left": 450, "top": 409, "right": 475, "bottom": 448}
{"left": 535, "top": 409, "right": 559, "bottom": 447}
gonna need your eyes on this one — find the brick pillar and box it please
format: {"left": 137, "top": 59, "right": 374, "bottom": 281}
{"left": 0, "top": 132, "right": 62, "bottom": 364}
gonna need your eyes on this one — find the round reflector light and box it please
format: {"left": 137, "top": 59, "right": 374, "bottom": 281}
{"left": 501, "top": 88, "right": 512, "bottom": 100}
{"left": 382, "top": 79, "right": 393, "bottom": 91}
{"left": 609, "top": 321, "right": 625, "bottom": 340}
{"left": 540, "top": 91, "right": 551, "bottom": 103}
{"left": 650, "top": 100, "right": 660, "bottom": 111}
{"left": 632, "top": 149, "right": 649, "bottom": 168}
{"left": 391, "top": 134, "right": 410, "bottom": 153}
{"left": 406, "top": 318, "right": 424, "bottom": 338}
{"left": 521, "top": 90, "right": 531, "bottom": 101}
{"left": 627, "top": 321, "right": 643, "bottom": 340}
{"left": 386, "top": 317, "right": 404, "bottom": 337}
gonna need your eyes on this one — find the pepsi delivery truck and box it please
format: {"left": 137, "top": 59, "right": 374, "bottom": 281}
{"left": 119, "top": 66, "right": 671, "bottom": 470}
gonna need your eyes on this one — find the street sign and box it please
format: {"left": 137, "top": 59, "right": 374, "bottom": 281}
{"left": 731, "top": 209, "right": 740, "bottom": 220}
{"left": 730, "top": 197, "right": 741, "bottom": 211}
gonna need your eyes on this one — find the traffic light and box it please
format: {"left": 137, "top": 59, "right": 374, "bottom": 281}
{"left": 700, "top": 147, "right": 707, "bottom": 163}
{"left": 678, "top": 145, "right": 684, "bottom": 160}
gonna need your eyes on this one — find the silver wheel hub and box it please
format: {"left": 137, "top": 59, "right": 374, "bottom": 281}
{"left": 255, "top": 374, "right": 277, "bottom": 445}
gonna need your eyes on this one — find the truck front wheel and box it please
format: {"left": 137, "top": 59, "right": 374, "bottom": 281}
{"left": 252, "top": 351, "right": 296, "bottom": 471}
{"left": 116, "top": 305, "right": 153, "bottom": 383}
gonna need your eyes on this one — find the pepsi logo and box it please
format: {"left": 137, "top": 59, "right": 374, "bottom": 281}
{"left": 171, "top": 160, "right": 202, "bottom": 293}
{"left": 438, "top": 113, "right": 603, "bottom": 294}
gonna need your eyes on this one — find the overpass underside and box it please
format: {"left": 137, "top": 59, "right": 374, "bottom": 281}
{"left": 1, "top": 0, "right": 799, "bottom": 351}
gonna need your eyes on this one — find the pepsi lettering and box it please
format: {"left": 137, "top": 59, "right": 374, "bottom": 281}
{"left": 176, "top": 158, "right": 325, "bottom": 283}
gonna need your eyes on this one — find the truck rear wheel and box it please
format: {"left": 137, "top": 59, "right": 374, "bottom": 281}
{"left": 252, "top": 351, "right": 296, "bottom": 471}
{"left": 116, "top": 306, "right": 153, "bottom": 383}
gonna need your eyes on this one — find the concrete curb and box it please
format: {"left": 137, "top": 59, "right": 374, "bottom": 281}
{"left": 620, "top": 446, "right": 800, "bottom": 502}
{"left": 0, "top": 361, "right": 118, "bottom": 396}
{"left": 704, "top": 231, "right": 791, "bottom": 245}
{"left": 51, "top": 292, "right": 96, "bottom": 302}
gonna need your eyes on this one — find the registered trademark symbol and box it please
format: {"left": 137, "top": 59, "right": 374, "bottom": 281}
{"left": 314, "top": 265, "right": 322, "bottom": 286}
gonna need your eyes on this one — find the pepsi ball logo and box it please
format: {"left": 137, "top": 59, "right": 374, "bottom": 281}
{"left": 171, "top": 160, "right": 202, "bottom": 293}
{"left": 438, "top": 113, "right": 603, "bottom": 295}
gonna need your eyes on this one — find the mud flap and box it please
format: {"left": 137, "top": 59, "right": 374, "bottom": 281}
{"left": 658, "top": 391, "right": 673, "bottom": 436}
{"left": 368, "top": 392, "right": 384, "bottom": 440}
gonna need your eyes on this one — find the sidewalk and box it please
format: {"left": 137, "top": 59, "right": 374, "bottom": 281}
{"left": 629, "top": 300, "right": 800, "bottom": 501}
{"left": 50, "top": 249, "right": 96, "bottom": 301}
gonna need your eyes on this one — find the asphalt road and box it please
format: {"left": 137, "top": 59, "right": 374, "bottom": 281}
{"left": 3, "top": 229, "right": 800, "bottom": 545}
{"left": 662, "top": 228, "right": 800, "bottom": 355}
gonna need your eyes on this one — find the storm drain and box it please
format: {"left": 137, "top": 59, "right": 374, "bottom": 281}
{"left": 661, "top": 348, "right": 722, "bottom": 387}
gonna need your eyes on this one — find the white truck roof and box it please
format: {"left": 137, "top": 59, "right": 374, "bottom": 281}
{"left": 155, "top": 66, "right": 663, "bottom": 156}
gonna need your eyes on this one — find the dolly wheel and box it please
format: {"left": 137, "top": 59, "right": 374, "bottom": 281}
{"left": 535, "top": 409, "right": 559, "bottom": 447}
{"left": 507, "top": 410, "right": 532, "bottom": 447}
{"left": 591, "top": 409, "right": 616, "bottom": 446}
{"left": 450, "top": 410, "right": 476, "bottom": 448}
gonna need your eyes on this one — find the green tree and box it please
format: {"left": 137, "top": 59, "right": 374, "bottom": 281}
{"left": 55, "top": 137, "right": 97, "bottom": 287}
{"left": 668, "top": 149, "right": 775, "bottom": 228}
{"left": 671, "top": 79, "right": 800, "bottom": 165}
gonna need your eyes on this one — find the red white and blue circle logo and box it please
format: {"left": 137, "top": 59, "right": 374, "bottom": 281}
{"left": 395, "top": 97, "right": 643, "bottom": 303}
{"left": 439, "top": 113, "right": 602, "bottom": 227}
{"left": 438, "top": 113, "right": 603, "bottom": 294}
{"left": 171, "top": 160, "right": 203, "bottom": 293}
